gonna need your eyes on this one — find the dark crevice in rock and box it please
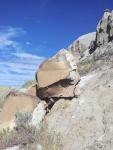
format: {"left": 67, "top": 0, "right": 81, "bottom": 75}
{"left": 44, "top": 96, "right": 74, "bottom": 113}
{"left": 89, "top": 40, "right": 97, "bottom": 54}
{"left": 37, "top": 78, "right": 75, "bottom": 99}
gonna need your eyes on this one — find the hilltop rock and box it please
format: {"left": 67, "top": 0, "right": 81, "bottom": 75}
{"left": 36, "top": 49, "right": 80, "bottom": 99}
{"left": 76, "top": 10, "right": 113, "bottom": 75}
{"left": 68, "top": 32, "right": 96, "bottom": 61}
{"left": 89, "top": 9, "right": 113, "bottom": 53}
{"left": 96, "top": 9, "right": 111, "bottom": 46}
{"left": 33, "top": 9, "right": 113, "bottom": 150}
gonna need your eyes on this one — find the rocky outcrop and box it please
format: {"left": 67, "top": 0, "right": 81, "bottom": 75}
{"left": 76, "top": 10, "right": 113, "bottom": 75}
{"left": 38, "top": 67, "right": 113, "bottom": 150}
{"left": 2, "top": 9, "right": 113, "bottom": 150}
{"left": 96, "top": 9, "right": 111, "bottom": 46}
{"left": 36, "top": 49, "right": 80, "bottom": 100}
{"left": 89, "top": 9, "right": 113, "bottom": 53}
{"left": 35, "top": 9, "right": 113, "bottom": 100}
{"left": 33, "top": 9, "right": 113, "bottom": 150}
{"left": 68, "top": 32, "right": 96, "bottom": 61}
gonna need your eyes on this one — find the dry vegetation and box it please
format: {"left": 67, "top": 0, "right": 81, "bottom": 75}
{"left": 0, "top": 111, "right": 38, "bottom": 149}
{"left": 0, "top": 125, "right": 38, "bottom": 149}
{"left": 0, "top": 110, "right": 63, "bottom": 150}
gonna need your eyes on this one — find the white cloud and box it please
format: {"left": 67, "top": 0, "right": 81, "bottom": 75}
{"left": 0, "top": 53, "right": 45, "bottom": 87}
{"left": 0, "top": 27, "right": 25, "bottom": 50}
{"left": 25, "top": 41, "right": 31, "bottom": 45}
{"left": 13, "top": 52, "right": 45, "bottom": 60}
{"left": 0, "top": 27, "right": 46, "bottom": 87}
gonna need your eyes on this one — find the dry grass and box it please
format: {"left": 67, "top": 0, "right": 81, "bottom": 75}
{"left": 36, "top": 122, "right": 63, "bottom": 150}
{"left": 0, "top": 113, "right": 63, "bottom": 150}
{"left": 78, "top": 46, "right": 113, "bottom": 76}
{"left": 0, "top": 109, "right": 38, "bottom": 149}
{"left": 0, "top": 125, "right": 38, "bottom": 149}
{"left": 0, "top": 92, "right": 8, "bottom": 107}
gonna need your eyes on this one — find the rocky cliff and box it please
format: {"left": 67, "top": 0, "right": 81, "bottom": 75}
{"left": 34, "top": 9, "right": 113, "bottom": 150}
{"left": 1, "top": 9, "right": 113, "bottom": 150}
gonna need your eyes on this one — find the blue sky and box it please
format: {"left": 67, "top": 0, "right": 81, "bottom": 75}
{"left": 0, "top": 0, "right": 113, "bottom": 87}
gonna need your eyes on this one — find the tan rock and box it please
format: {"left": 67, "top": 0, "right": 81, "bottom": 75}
{"left": 36, "top": 49, "right": 80, "bottom": 99}
{"left": 27, "top": 84, "right": 37, "bottom": 96}
{"left": 0, "top": 91, "right": 39, "bottom": 130}
{"left": 39, "top": 67, "right": 113, "bottom": 150}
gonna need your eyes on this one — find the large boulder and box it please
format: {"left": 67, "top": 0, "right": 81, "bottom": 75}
{"left": 36, "top": 49, "right": 80, "bottom": 99}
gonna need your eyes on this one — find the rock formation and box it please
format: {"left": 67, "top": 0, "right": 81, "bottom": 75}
{"left": 1, "top": 9, "right": 113, "bottom": 150}
{"left": 89, "top": 9, "right": 113, "bottom": 53}
{"left": 34, "top": 9, "right": 113, "bottom": 150}
{"left": 75, "top": 9, "right": 113, "bottom": 75}
{"left": 40, "top": 67, "right": 113, "bottom": 150}
{"left": 36, "top": 49, "right": 80, "bottom": 100}
{"left": 68, "top": 32, "right": 96, "bottom": 61}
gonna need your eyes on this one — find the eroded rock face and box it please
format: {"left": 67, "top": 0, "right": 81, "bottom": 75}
{"left": 38, "top": 67, "right": 113, "bottom": 150}
{"left": 90, "top": 9, "right": 113, "bottom": 53}
{"left": 96, "top": 9, "right": 111, "bottom": 46}
{"left": 36, "top": 49, "right": 80, "bottom": 99}
{"left": 76, "top": 10, "right": 113, "bottom": 76}
{"left": 68, "top": 32, "right": 96, "bottom": 61}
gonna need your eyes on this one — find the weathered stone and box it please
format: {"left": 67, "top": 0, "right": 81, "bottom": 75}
{"left": 96, "top": 13, "right": 109, "bottom": 46}
{"left": 0, "top": 91, "right": 39, "bottom": 131}
{"left": 38, "top": 67, "right": 113, "bottom": 150}
{"left": 27, "top": 84, "right": 37, "bottom": 97}
{"left": 91, "top": 9, "right": 113, "bottom": 48}
{"left": 36, "top": 49, "right": 80, "bottom": 99}
{"left": 68, "top": 32, "right": 96, "bottom": 61}
{"left": 30, "top": 101, "right": 47, "bottom": 130}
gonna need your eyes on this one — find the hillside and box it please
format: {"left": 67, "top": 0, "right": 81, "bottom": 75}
{"left": 1, "top": 9, "right": 113, "bottom": 150}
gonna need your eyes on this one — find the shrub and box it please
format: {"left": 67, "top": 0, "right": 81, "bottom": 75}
{"left": 0, "top": 125, "right": 38, "bottom": 149}
{"left": 15, "top": 111, "right": 32, "bottom": 129}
